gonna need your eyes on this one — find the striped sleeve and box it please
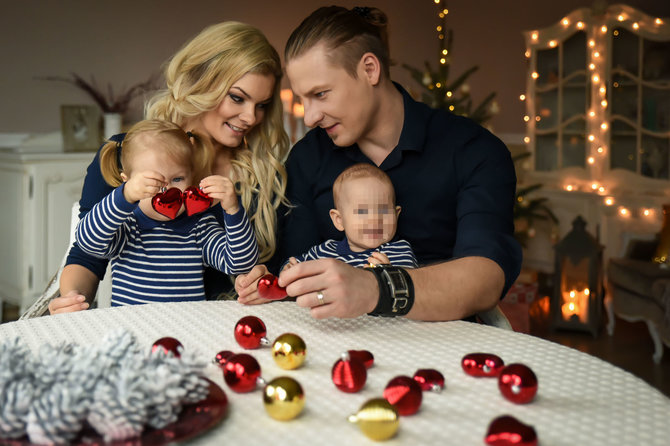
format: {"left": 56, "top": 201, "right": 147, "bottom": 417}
{"left": 294, "top": 240, "right": 339, "bottom": 262}
{"left": 200, "top": 206, "right": 259, "bottom": 275}
{"left": 380, "top": 240, "right": 419, "bottom": 268}
{"left": 75, "top": 185, "right": 136, "bottom": 259}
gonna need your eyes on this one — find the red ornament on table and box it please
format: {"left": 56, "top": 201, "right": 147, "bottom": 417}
{"left": 151, "top": 187, "right": 183, "bottom": 219}
{"left": 347, "top": 349, "right": 374, "bottom": 369}
{"left": 183, "top": 186, "right": 213, "bottom": 216}
{"left": 383, "top": 375, "right": 423, "bottom": 415}
{"left": 498, "top": 363, "right": 538, "bottom": 404}
{"left": 462, "top": 353, "right": 505, "bottom": 377}
{"left": 485, "top": 415, "right": 538, "bottom": 446}
{"left": 413, "top": 368, "right": 445, "bottom": 392}
{"left": 152, "top": 337, "right": 183, "bottom": 358}
{"left": 213, "top": 350, "right": 235, "bottom": 368}
{"left": 234, "top": 316, "right": 270, "bottom": 349}
{"left": 222, "top": 353, "right": 264, "bottom": 393}
{"left": 257, "top": 274, "right": 288, "bottom": 300}
{"left": 332, "top": 352, "right": 367, "bottom": 393}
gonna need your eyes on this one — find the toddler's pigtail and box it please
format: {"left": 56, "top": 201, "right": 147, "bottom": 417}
{"left": 99, "top": 141, "right": 124, "bottom": 187}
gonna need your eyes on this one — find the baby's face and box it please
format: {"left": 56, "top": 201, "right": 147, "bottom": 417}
{"left": 335, "top": 177, "right": 399, "bottom": 252}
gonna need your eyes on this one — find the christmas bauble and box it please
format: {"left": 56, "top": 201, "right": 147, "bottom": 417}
{"left": 272, "top": 333, "right": 307, "bottom": 370}
{"left": 332, "top": 352, "right": 367, "bottom": 393}
{"left": 183, "top": 186, "right": 212, "bottom": 216}
{"left": 152, "top": 337, "right": 183, "bottom": 358}
{"left": 257, "top": 274, "right": 288, "bottom": 300}
{"left": 462, "top": 353, "right": 505, "bottom": 377}
{"left": 347, "top": 349, "right": 374, "bottom": 369}
{"left": 498, "top": 363, "right": 538, "bottom": 404}
{"left": 151, "top": 188, "right": 183, "bottom": 219}
{"left": 348, "top": 398, "right": 399, "bottom": 441}
{"left": 413, "top": 369, "right": 445, "bottom": 392}
{"left": 213, "top": 350, "right": 234, "bottom": 368}
{"left": 222, "top": 353, "right": 262, "bottom": 393}
{"left": 383, "top": 376, "right": 423, "bottom": 415}
{"left": 262, "top": 376, "right": 305, "bottom": 421}
{"left": 234, "top": 316, "right": 269, "bottom": 349}
{"left": 485, "top": 415, "right": 538, "bottom": 446}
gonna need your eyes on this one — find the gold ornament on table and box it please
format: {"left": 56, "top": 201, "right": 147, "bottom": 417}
{"left": 272, "top": 333, "right": 307, "bottom": 370}
{"left": 262, "top": 377, "right": 305, "bottom": 421}
{"left": 348, "top": 398, "right": 399, "bottom": 441}
{"left": 653, "top": 204, "right": 670, "bottom": 265}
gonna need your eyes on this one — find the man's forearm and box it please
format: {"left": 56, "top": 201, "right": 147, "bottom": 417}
{"left": 404, "top": 257, "right": 505, "bottom": 321}
{"left": 59, "top": 264, "right": 100, "bottom": 302}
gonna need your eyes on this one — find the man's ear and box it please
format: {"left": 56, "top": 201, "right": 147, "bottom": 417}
{"left": 359, "top": 52, "right": 381, "bottom": 86}
{"left": 329, "top": 209, "right": 345, "bottom": 231}
{"left": 120, "top": 172, "right": 129, "bottom": 182}
{"left": 395, "top": 205, "right": 401, "bottom": 218}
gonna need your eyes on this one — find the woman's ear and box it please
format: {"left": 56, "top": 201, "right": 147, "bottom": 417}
{"left": 329, "top": 209, "right": 345, "bottom": 231}
{"left": 359, "top": 52, "right": 381, "bottom": 86}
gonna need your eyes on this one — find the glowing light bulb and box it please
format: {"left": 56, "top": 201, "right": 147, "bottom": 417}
{"left": 524, "top": 115, "right": 530, "bottom": 122}
{"left": 617, "top": 15, "right": 624, "bottom": 21}
{"left": 598, "top": 186, "right": 606, "bottom": 193}
{"left": 519, "top": 94, "right": 526, "bottom": 101}
{"left": 601, "top": 25, "right": 608, "bottom": 33}
{"left": 446, "top": 90, "right": 452, "bottom": 97}
{"left": 589, "top": 40, "right": 596, "bottom": 47}
{"left": 532, "top": 72, "right": 539, "bottom": 79}
{"left": 589, "top": 63, "right": 596, "bottom": 70}
{"left": 442, "top": 49, "right": 448, "bottom": 55}
{"left": 535, "top": 116, "right": 541, "bottom": 122}
{"left": 601, "top": 122, "right": 608, "bottom": 130}
{"left": 440, "top": 58, "right": 446, "bottom": 64}
{"left": 591, "top": 182, "right": 599, "bottom": 190}
{"left": 584, "top": 288, "right": 590, "bottom": 296}
{"left": 597, "top": 146, "right": 604, "bottom": 153}
{"left": 619, "top": 207, "right": 629, "bottom": 216}
{"left": 437, "top": 25, "right": 442, "bottom": 32}
{"left": 577, "top": 21, "right": 585, "bottom": 29}
{"left": 592, "top": 74, "right": 600, "bottom": 82}
{"left": 524, "top": 136, "right": 530, "bottom": 143}
{"left": 643, "top": 208, "right": 651, "bottom": 217}
{"left": 525, "top": 50, "right": 531, "bottom": 58}
{"left": 656, "top": 18, "right": 663, "bottom": 25}
{"left": 531, "top": 31, "right": 538, "bottom": 40}
{"left": 594, "top": 51, "right": 600, "bottom": 58}
{"left": 589, "top": 111, "right": 596, "bottom": 117}
{"left": 588, "top": 156, "right": 595, "bottom": 164}
{"left": 549, "top": 40, "right": 557, "bottom": 48}
{"left": 588, "top": 135, "right": 595, "bottom": 142}
{"left": 604, "top": 197, "right": 614, "bottom": 205}
{"left": 448, "top": 105, "right": 454, "bottom": 111}
{"left": 633, "top": 22, "right": 639, "bottom": 30}
{"left": 562, "top": 18, "right": 569, "bottom": 26}
{"left": 601, "top": 99, "right": 608, "bottom": 107}
{"left": 599, "top": 86, "right": 606, "bottom": 95}
{"left": 565, "top": 185, "right": 574, "bottom": 192}
{"left": 443, "top": 8, "right": 448, "bottom": 15}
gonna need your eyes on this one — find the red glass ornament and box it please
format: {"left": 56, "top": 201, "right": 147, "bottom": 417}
{"left": 222, "top": 353, "right": 262, "bottom": 393}
{"left": 347, "top": 349, "right": 374, "bottom": 369}
{"left": 257, "top": 274, "right": 288, "bottom": 300}
{"left": 413, "top": 369, "right": 445, "bottom": 392}
{"left": 152, "top": 337, "right": 183, "bottom": 358}
{"left": 461, "top": 353, "right": 505, "bottom": 377}
{"left": 331, "top": 352, "right": 367, "bottom": 393}
{"left": 498, "top": 363, "right": 538, "bottom": 404}
{"left": 151, "top": 187, "right": 183, "bottom": 219}
{"left": 234, "top": 316, "right": 269, "bottom": 349}
{"left": 213, "top": 350, "right": 234, "bottom": 368}
{"left": 383, "top": 376, "right": 423, "bottom": 416}
{"left": 485, "top": 415, "right": 538, "bottom": 446}
{"left": 183, "top": 186, "right": 213, "bottom": 216}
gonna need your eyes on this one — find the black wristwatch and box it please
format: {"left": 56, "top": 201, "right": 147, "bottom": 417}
{"left": 364, "top": 265, "right": 415, "bottom": 317}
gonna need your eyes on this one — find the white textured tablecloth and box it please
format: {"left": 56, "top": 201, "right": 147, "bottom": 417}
{"left": 1, "top": 301, "right": 669, "bottom": 445}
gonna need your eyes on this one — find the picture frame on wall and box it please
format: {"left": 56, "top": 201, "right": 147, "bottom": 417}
{"left": 60, "top": 105, "right": 101, "bottom": 152}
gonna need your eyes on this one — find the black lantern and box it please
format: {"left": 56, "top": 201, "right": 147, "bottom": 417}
{"left": 551, "top": 216, "right": 604, "bottom": 337}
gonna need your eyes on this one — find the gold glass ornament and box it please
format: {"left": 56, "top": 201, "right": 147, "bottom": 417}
{"left": 262, "top": 376, "right": 305, "bottom": 421}
{"left": 348, "top": 398, "right": 399, "bottom": 441}
{"left": 272, "top": 333, "right": 307, "bottom": 370}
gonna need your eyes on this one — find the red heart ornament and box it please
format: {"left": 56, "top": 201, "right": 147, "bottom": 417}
{"left": 152, "top": 337, "right": 183, "bottom": 358}
{"left": 462, "top": 353, "right": 505, "bottom": 377}
{"left": 413, "top": 368, "right": 445, "bottom": 392}
{"left": 485, "top": 415, "right": 538, "bottom": 446}
{"left": 151, "top": 187, "right": 183, "bottom": 219}
{"left": 383, "top": 375, "right": 423, "bottom": 416}
{"left": 222, "top": 353, "right": 262, "bottom": 393}
{"left": 498, "top": 363, "right": 538, "bottom": 404}
{"left": 347, "top": 349, "right": 374, "bottom": 369}
{"left": 234, "top": 316, "right": 270, "bottom": 349}
{"left": 257, "top": 274, "right": 288, "bottom": 300}
{"left": 332, "top": 352, "right": 367, "bottom": 393}
{"left": 183, "top": 186, "right": 213, "bottom": 216}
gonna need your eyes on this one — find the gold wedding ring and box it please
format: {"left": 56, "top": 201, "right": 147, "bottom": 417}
{"left": 316, "top": 291, "right": 325, "bottom": 306}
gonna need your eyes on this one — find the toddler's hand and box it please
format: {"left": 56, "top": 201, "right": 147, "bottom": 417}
{"left": 281, "top": 257, "right": 299, "bottom": 272}
{"left": 200, "top": 175, "right": 240, "bottom": 214}
{"left": 367, "top": 251, "right": 390, "bottom": 266}
{"left": 123, "top": 171, "right": 166, "bottom": 203}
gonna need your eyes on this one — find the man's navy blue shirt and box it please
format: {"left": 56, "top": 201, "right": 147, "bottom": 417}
{"left": 280, "top": 83, "right": 522, "bottom": 296}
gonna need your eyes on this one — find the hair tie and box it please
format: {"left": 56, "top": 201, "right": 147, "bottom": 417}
{"left": 353, "top": 6, "right": 372, "bottom": 19}
{"left": 186, "top": 131, "right": 196, "bottom": 139}
{"left": 115, "top": 140, "right": 123, "bottom": 170}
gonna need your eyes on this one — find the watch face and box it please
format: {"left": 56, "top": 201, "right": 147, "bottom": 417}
{"left": 385, "top": 269, "right": 407, "bottom": 292}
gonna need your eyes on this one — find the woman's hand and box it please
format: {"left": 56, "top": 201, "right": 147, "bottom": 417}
{"left": 48, "top": 290, "right": 90, "bottom": 315}
{"left": 200, "top": 175, "right": 240, "bottom": 214}
{"left": 235, "top": 264, "right": 272, "bottom": 305}
{"left": 123, "top": 171, "right": 166, "bottom": 203}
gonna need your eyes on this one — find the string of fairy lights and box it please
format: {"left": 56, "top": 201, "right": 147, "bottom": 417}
{"left": 522, "top": 6, "right": 668, "bottom": 223}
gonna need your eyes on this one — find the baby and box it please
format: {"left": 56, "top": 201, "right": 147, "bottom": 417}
{"left": 76, "top": 119, "right": 258, "bottom": 305}
{"left": 287, "top": 163, "right": 417, "bottom": 268}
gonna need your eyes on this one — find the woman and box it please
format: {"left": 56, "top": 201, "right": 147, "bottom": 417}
{"left": 236, "top": 6, "right": 521, "bottom": 322}
{"left": 50, "top": 22, "right": 289, "bottom": 314}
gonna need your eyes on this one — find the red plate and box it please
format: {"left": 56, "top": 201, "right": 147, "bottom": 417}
{"left": 1, "top": 379, "right": 228, "bottom": 446}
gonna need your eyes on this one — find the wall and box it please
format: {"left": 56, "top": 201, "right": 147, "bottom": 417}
{"left": 1, "top": 0, "right": 669, "bottom": 137}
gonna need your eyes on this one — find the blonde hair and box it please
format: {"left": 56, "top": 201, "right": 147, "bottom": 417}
{"left": 332, "top": 163, "right": 396, "bottom": 209}
{"left": 145, "top": 22, "right": 289, "bottom": 262}
{"left": 99, "top": 119, "right": 209, "bottom": 187}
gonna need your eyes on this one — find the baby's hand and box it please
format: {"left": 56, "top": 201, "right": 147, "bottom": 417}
{"left": 124, "top": 171, "right": 166, "bottom": 203}
{"left": 200, "top": 175, "right": 240, "bottom": 214}
{"left": 367, "top": 251, "right": 390, "bottom": 266}
{"left": 281, "top": 257, "right": 299, "bottom": 272}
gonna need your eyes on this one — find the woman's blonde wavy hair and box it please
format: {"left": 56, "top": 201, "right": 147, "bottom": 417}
{"left": 145, "top": 22, "right": 289, "bottom": 263}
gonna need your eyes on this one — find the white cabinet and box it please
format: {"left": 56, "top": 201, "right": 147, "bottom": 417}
{"left": 0, "top": 151, "right": 94, "bottom": 312}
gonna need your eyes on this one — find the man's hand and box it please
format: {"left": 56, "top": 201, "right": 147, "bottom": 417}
{"left": 200, "top": 175, "right": 240, "bottom": 215}
{"left": 235, "top": 264, "right": 272, "bottom": 305}
{"left": 278, "top": 258, "right": 379, "bottom": 319}
{"left": 48, "top": 290, "right": 89, "bottom": 315}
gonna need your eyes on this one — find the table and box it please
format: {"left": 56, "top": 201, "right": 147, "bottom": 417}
{"left": 1, "top": 301, "right": 669, "bottom": 445}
